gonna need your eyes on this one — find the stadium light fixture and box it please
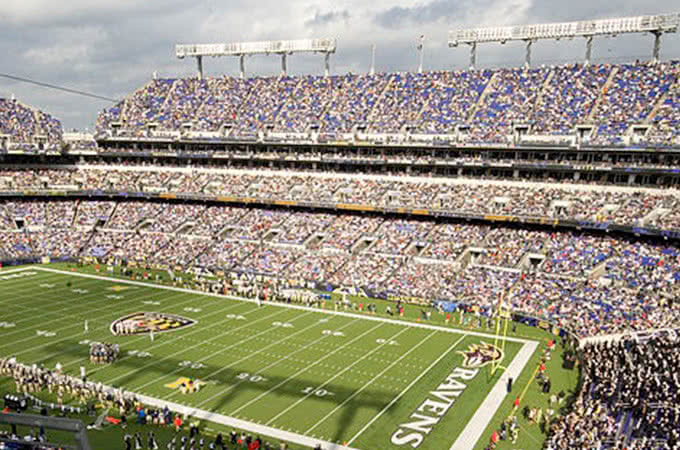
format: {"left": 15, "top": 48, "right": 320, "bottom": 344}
{"left": 175, "top": 38, "right": 337, "bottom": 78}
{"left": 449, "top": 13, "right": 680, "bottom": 68}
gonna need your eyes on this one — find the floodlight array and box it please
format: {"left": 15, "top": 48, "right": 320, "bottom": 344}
{"left": 449, "top": 13, "right": 680, "bottom": 46}
{"left": 176, "top": 38, "right": 336, "bottom": 58}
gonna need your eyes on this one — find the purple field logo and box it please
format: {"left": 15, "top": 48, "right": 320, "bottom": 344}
{"left": 457, "top": 342, "right": 504, "bottom": 369}
{"left": 110, "top": 312, "right": 196, "bottom": 335}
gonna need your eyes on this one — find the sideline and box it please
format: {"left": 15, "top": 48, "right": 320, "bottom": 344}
{"left": 449, "top": 340, "right": 538, "bottom": 450}
{"left": 346, "top": 333, "right": 468, "bottom": 446}
{"left": 35, "top": 267, "right": 536, "bottom": 345}
{"left": 0, "top": 266, "right": 34, "bottom": 276}
{"left": 135, "top": 392, "right": 360, "bottom": 450}
{"left": 35, "top": 266, "right": 541, "bottom": 449}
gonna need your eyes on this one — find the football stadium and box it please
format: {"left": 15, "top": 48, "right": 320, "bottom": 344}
{"left": 1, "top": 6, "right": 680, "bottom": 450}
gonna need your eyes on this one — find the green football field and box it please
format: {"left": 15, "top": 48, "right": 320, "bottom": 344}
{"left": 0, "top": 266, "right": 540, "bottom": 450}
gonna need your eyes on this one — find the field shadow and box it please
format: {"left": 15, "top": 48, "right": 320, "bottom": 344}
{"left": 40, "top": 341, "right": 401, "bottom": 444}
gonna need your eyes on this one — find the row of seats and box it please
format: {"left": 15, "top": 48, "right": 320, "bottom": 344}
{"left": 546, "top": 336, "right": 680, "bottom": 449}
{"left": 1, "top": 166, "right": 680, "bottom": 231}
{"left": 0, "top": 98, "right": 62, "bottom": 149}
{"left": 96, "top": 62, "right": 680, "bottom": 144}
{"left": 1, "top": 199, "right": 679, "bottom": 338}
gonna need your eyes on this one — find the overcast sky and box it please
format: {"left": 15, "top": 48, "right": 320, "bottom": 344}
{"left": 0, "top": 0, "right": 678, "bottom": 130}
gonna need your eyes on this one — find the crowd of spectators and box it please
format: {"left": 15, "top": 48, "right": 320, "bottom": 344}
{"left": 533, "top": 64, "right": 612, "bottom": 135}
{"left": 478, "top": 228, "right": 548, "bottom": 267}
{"left": 1, "top": 197, "right": 680, "bottom": 338}
{"left": 470, "top": 67, "right": 550, "bottom": 143}
{"left": 94, "top": 61, "right": 678, "bottom": 145}
{"left": 592, "top": 62, "right": 675, "bottom": 144}
{"left": 3, "top": 166, "right": 680, "bottom": 232}
{"left": 0, "top": 98, "right": 62, "bottom": 150}
{"left": 545, "top": 335, "right": 680, "bottom": 449}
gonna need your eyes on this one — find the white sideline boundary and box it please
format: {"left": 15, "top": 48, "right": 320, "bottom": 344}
{"left": 346, "top": 333, "right": 468, "bottom": 445}
{"left": 34, "top": 266, "right": 541, "bottom": 449}
{"left": 450, "top": 340, "right": 539, "bottom": 450}
{"left": 136, "top": 393, "right": 359, "bottom": 450}
{"left": 34, "top": 267, "right": 534, "bottom": 345}
{"left": 0, "top": 267, "right": 33, "bottom": 275}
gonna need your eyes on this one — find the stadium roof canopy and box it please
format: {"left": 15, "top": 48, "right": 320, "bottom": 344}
{"left": 449, "top": 13, "right": 680, "bottom": 68}
{"left": 175, "top": 38, "right": 337, "bottom": 78}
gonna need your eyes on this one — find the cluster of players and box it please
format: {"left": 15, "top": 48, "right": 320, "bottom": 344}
{"left": 89, "top": 342, "right": 120, "bottom": 364}
{"left": 0, "top": 356, "right": 135, "bottom": 410}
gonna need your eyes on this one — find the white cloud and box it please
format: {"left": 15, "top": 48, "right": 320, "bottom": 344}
{"left": 0, "top": 0, "right": 677, "bottom": 130}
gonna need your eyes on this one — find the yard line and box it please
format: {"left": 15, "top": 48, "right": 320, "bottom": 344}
{"left": 6, "top": 282, "right": 237, "bottom": 364}
{"left": 229, "top": 322, "right": 386, "bottom": 417}
{"left": 264, "top": 326, "right": 411, "bottom": 426}
{"left": 129, "top": 309, "right": 317, "bottom": 392}
{"left": 134, "top": 392, "right": 360, "bottom": 450}
{"left": 0, "top": 274, "right": 118, "bottom": 323}
{"left": 190, "top": 317, "right": 361, "bottom": 408}
{"left": 0, "top": 276, "right": 126, "bottom": 321}
{"left": 35, "top": 267, "right": 535, "bottom": 345}
{"left": 0, "top": 267, "right": 33, "bottom": 275}
{"left": 0, "top": 280, "right": 183, "bottom": 348}
{"left": 346, "top": 332, "right": 468, "bottom": 446}
{"left": 102, "top": 307, "right": 292, "bottom": 385}
{"left": 305, "top": 330, "right": 438, "bottom": 434}
{"left": 449, "top": 340, "right": 538, "bottom": 450}
{"left": 38, "top": 298, "right": 248, "bottom": 371}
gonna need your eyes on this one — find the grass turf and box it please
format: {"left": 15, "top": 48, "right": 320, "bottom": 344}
{"left": 0, "top": 264, "right": 574, "bottom": 449}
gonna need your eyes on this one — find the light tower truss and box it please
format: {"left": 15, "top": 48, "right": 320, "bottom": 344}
{"left": 448, "top": 13, "right": 680, "bottom": 68}
{"left": 176, "top": 38, "right": 337, "bottom": 79}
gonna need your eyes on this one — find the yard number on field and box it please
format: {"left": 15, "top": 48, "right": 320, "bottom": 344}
{"left": 376, "top": 338, "right": 399, "bottom": 346}
{"left": 127, "top": 350, "right": 152, "bottom": 358}
{"left": 36, "top": 330, "right": 56, "bottom": 337}
{"left": 322, "top": 330, "right": 345, "bottom": 337}
{"left": 302, "top": 387, "right": 335, "bottom": 397}
{"left": 179, "top": 361, "right": 205, "bottom": 369}
{"left": 236, "top": 373, "right": 267, "bottom": 383}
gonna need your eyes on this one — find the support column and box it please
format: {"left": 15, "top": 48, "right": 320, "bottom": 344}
{"left": 652, "top": 31, "right": 662, "bottom": 64}
{"left": 584, "top": 36, "right": 593, "bottom": 66}
{"left": 239, "top": 54, "right": 245, "bottom": 79}
{"left": 369, "top": 44, "right": 376, "bottom": 76}
{"left": 196, "top": 56, "right": 203, "bottom": 79}
{"left": 524, "top": 40, "right": 532, "bottom": 68}
{"left": 324, "top": 52, "right": 331, "bottom": 77}
{"left": 281, "top": 53, "right": 288, "bottom": 76}
{"left": 469, "top": 42, "right": 477, "bottom": 70}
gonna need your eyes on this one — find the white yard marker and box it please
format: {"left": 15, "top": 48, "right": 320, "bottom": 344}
{"left": 449, "top": 340, "right": 538, "bottom": 450}
{"left": 229, "top": 322, "right": 387, "bottom": 417}
{"left": 130, "top": 310, "right": 317, "bottom": 392}
{"left": 190, "top": 317, "right": 362, "bottom": 408}
{"left": 265, "top": 326, "right": 411, "bottom": 425}
{"left": 103, "top": 308, "right": 293, "bottom": 385}
{"left": 346, "top": 332, "right": 468, "bottom": 446}
{"left": 306, "top": 330, "right": 438, "bottom": 434}
{"left": 2, "top": 287, "right": 190, "bottom": 354}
